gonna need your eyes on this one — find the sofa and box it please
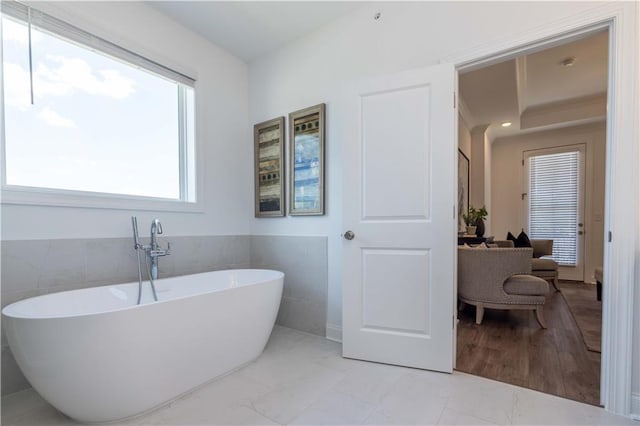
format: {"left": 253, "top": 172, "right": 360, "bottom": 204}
{"left": 458, "top": 246, "right": 550, "bottom": 328}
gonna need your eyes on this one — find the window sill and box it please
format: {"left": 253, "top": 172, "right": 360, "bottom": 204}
{"left": 1, "top": 185, "right": 204, "bottom": 213}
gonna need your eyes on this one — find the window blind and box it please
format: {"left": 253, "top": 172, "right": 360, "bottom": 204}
{"left": 528, "top": 151, "right": 579, "bottom": 266}
{"left": 1, "top": 1, "right": 195, "bottom": 87}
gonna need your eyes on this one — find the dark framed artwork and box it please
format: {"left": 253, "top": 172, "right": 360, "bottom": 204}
{"left": 458, "top": 149, "right": 469, "bottom": 232}
{"left": 254, "top": 117, "right": 285, "bottom": 217}
{"left": 289, "top": 103, "right": 325, "bottom": 215}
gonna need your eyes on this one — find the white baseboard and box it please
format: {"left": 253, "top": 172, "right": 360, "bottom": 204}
{"left": 326, "top": 323, "right": 342, "bottom": 343}
{"left": 631, "top": 393, "right": 640, "bottom": 420}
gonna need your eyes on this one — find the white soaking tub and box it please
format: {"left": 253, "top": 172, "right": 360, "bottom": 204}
{"left": 2, "top": 269, "right": 284, "bottom": 423}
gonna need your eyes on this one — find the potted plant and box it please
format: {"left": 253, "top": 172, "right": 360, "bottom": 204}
{"left": 463, "top": 205, "right": 488, "bottom": 237}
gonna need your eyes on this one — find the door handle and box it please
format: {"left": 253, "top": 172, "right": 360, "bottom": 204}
{"left": 343, "top": 230, "right": 355, "bottom": 240}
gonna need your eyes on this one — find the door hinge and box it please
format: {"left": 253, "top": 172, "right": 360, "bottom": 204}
{"left": 453, "top": 205, "right": 456, "bottom": 219}
{"left": 608, "top": 231, "right": 612, "bottom": 242}
{"left": 453, "top": 92, "right": 456, "bottom": 109}
{"left": 522, "top": 159, "right": 525, "bottom": 166}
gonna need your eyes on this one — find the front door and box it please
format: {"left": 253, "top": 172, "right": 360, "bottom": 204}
{"left": 341, "top": 64, "right": 456, "bottom": 372}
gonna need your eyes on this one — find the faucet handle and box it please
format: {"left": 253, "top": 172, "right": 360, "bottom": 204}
{"left": 166, "top": 242, "right": 171, "bottom": 254}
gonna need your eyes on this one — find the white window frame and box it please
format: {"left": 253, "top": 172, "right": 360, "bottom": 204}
{"left": 0, "top": 2, "right": 203, "bottom": 213}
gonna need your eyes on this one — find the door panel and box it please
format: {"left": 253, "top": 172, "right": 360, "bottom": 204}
{"left": 361, "top": 86, "right": 431, "bottom": 220}
{"left": 362, "top": 249, "right": 431, "bottom": 334}
{"left": 341, "top": 64, "right": 456, "bottom": 373}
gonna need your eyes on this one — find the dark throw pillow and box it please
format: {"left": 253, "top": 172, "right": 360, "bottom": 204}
{"left": 506, "top": 231, "right": 517, "bottom": 244}
{"left": 516, "top": 230, "right": 532, "bottom": 248}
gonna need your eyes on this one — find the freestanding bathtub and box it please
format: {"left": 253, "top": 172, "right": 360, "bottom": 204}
{"left": 2, "top": 269, "right": 284, "bottom": 423}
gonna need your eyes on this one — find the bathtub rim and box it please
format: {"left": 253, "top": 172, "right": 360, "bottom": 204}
{"left": 2, "top": 268, "right": 284, "bottom": 320}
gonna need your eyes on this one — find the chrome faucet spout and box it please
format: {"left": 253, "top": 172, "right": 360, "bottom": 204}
{"left": 150, "top": 219, "right": 163, "bottom": 249}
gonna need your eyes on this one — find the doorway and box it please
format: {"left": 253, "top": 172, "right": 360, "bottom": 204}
{"left": 454, "top": 30, "right": 608, "bottom": 406}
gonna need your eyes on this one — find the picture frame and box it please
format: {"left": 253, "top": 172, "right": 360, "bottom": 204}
{"left": 458, "top": 149, "right": 470, "bottom": 232}
{"left": 289, "top": 103, "right": 326, "bottom": 216}
{"left": 254, "top": 117, "right": 285, "bottom": 217}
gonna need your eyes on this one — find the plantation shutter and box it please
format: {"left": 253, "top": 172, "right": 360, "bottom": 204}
{"left": 528, "top": 151, "right": 579, "bottom": 266}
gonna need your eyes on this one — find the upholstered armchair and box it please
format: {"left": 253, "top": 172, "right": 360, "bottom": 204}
{"left": 530, "top": 239, "right": 559, "bottom": 291}
{"left": 458, "top": 247, "right": 549, "bottom": 328}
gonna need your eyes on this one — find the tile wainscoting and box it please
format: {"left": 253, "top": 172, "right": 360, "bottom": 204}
{"left": 0, "top": 235, "right": 328, "bottom": 396}
{"left": 250, "top": 235, "right": 328, "bottom": 337}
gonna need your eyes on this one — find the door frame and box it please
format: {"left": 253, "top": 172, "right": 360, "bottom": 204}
{"left": 443, "top": 2, "right": 638, "bottom": 417}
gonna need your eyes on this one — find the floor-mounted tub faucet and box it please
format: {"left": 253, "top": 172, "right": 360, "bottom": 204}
{"left": 149, "top": 219, "right": 171, "bottom": 281}
{"left": 131, "top": 217, "right": 171, "bottom": 304}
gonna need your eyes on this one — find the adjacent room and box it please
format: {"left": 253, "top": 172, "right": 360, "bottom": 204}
{"left": 1, "top": 2, "right": 638, "bottom": 425}
{"left": 455, "top": 30, "right": 607, "bottom": 406}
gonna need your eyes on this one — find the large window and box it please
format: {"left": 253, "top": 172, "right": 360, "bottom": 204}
{"left": 1, "top": 3, "right": 196, "bottom": 206}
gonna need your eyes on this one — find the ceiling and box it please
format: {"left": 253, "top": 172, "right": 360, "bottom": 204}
{"left": 459, "top": 30, "right": 609, "bottom": 140}
{"left": 149, "top": 2, "right": 607, "bottom": 139}
{"left": 149, "top": 1, "right": 365, "bottom": 62}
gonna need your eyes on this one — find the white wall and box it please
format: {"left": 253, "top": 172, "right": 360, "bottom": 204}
{"left": 247, "top": 1, "right": 619, "bottom": 333}
{"left": 1, "top": 1, "right": 251, "bottom": 240}
{"left": 469, "top": 125, "right": 488, "bottom": 210}
{"left": 484, "top": 130, "right": 492, "bottom": 237}
{"left": 491, "top": 122, "right": 606, "bottom": 283}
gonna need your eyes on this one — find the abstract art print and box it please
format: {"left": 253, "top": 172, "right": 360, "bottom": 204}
{"left": 254, "top": 117, "right": 285, "bottom": 217}
{"left": 458, "top": 149, "right": 469, "bottom": 232}
{"left": 289, "top": 104, "right": 325, "bottom": 215}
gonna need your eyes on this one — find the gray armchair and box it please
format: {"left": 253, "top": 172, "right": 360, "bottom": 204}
{"left": 530, "top": 239, "right": 559, "bottom": 291}
{"left": 458, "top": 247, "right": 549, "bottom": 328}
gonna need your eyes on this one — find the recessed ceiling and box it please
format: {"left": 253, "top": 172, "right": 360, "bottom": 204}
{"left": 149, "top": 1, "right": 365, "bottom": 62}
{"left": 525, "top": 31, "right": 608, "bottom": 107}
{"left": 459, "top": 30, "right": 608, "bottom": 139}
{"left": 459, "top": 59, "right": 519, "bottom": 127}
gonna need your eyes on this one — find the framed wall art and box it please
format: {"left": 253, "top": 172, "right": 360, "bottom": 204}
{"left": 254, "top": 117, "right": 285, "bottom": 217}
{"left": 289, "top": 103, "right": 326, "bottom": 215}
{"left": 458, "top": 149, "right": 470, "bottom": 232}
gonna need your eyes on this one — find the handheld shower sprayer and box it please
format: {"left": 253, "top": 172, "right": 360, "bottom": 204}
{"left": 131, "top": 216, "right": 141, "bottom": 249}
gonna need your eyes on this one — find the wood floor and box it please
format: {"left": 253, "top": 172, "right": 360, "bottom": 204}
{"left": 456, "top": 283, "right": 601, "bottom": 406}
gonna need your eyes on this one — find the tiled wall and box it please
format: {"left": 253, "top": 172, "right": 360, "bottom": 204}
{"left": 250, "top": 235, "right": 328, "bottom": 337}
{"left": 1, "top": 234, "right": 328, "bottom": 396}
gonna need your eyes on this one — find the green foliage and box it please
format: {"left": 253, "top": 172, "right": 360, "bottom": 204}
{"left": 463, "top": 205, "right": 488, "bottom": 226}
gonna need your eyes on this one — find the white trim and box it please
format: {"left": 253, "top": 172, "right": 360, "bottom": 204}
{"left": 325, "top": 323, "right": 342, "bottom": 343}
{"left": 445, "top": 2, "right": 638, "bottom": 418}
{"left": 631, "top": 393, "right": 640, "bottom": 420}
{"left": 442, "top": 4, "right": 613, "bottom": 72}
{"left": 515, "top": 56, "right": 528, "bottom": 116}
{"left": 457, "top": 96, "right": 476, "bottom": 130}
{"left": 1, "top": 185, "right": 204, "bottom": 213}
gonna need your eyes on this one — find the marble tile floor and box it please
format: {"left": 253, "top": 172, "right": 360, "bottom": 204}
{"left": 1, "top": 326, "right": 636, "bottom": 426}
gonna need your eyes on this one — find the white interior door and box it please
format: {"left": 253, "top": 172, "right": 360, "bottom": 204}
{"left": 341, "top": 64, "right": 456, "bottom": 372}
{"left": 524, "top": 145, "right": 586, "bottom": 281}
